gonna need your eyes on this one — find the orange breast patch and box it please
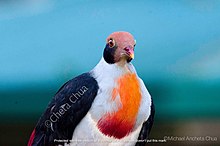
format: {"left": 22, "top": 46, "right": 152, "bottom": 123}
{"left": 97, "top": 73, "right": 141, "bottom": 139}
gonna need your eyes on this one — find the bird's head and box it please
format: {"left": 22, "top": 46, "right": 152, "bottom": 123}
{"left": 103, "top": 31, "right": 136, "bottom": 65}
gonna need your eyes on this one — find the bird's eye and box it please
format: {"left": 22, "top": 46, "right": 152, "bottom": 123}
{"left": 108, "top": 38, "right": 115, "bottom": 48}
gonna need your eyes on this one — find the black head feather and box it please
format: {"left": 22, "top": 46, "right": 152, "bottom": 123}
{"left": 103, "top": 44, "right": 117, "bottom": 64}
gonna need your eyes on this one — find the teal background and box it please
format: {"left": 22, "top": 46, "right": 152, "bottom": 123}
{"left": 0, "top": 1, "right": 220, "bottom": 145}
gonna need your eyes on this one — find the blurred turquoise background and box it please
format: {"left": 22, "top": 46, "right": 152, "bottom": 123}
{"left": 0, "top": 0, "right": 220, "bottom": 146}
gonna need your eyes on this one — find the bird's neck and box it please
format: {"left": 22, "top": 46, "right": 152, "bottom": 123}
{"left": 92, "top": 57, "right": 136, "bottom": 79}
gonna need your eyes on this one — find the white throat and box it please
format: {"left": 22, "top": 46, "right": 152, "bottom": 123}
{"left": 91, "top": 57, "right": 137, "bottom": 80}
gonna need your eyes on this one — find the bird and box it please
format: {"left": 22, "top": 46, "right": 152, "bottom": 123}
{"left": 28, "top": 31, "right": 155, "bottom": 146}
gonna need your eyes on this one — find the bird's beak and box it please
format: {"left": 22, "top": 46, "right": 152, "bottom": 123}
{"left": 124, "top": 46, "right": 134, "bottom": 59}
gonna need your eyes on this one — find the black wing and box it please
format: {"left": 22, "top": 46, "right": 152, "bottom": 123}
{"left": 30, "top": 72, "right": 99, "bottom": 146}
{"left": 135, "top": 98, "right": 155, "bottom": 146}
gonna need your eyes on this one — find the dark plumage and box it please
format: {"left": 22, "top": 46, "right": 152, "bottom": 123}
{"left": 103, "top": 44, "right": 117, "bottom": 64}
{"left": 29, "top": 73, "right": 99, "bottom": 146}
